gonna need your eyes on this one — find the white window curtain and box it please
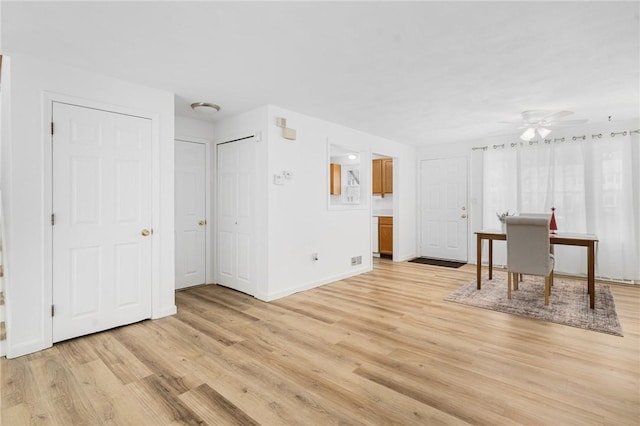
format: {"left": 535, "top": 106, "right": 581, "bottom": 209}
{"left": 482, "top": 134, "right": 640, "bottom": 282}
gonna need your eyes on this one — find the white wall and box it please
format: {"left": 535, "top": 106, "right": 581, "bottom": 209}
{"left": 265, "top": 105, "right": 417, "bottom": 299}
{"left": 212, "top": 105, "right": 417, "bottom": 301}
{"left": 175, "top": 115, "right": 215, "bottom": 141}
{"left": 1, "top": 54, "right": 176, "bottom": 358}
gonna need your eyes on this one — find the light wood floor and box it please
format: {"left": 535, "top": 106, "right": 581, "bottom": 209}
{"left": 2, "top": 259, "right": 639, "bottom": 425}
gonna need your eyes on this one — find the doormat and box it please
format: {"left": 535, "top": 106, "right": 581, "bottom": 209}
{"left": 408, "top": 257, "right": 466, "bottom": 268}
{"left": 445, "top": 273, "right": 623, "bottom": 336}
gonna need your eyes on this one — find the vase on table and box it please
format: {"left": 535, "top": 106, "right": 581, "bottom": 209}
{"left": 550, "top": 207, "right": 558, "bottom": 234}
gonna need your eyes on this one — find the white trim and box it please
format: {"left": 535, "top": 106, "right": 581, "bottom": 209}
{"left": 257, "top": 265, "right": 372, "bottom": 301}
{"left": 42, "top": 92, "right": 162, "bottom": 350}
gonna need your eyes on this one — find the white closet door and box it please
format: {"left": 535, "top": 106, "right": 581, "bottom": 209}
{"left": 175, "top": 140, "right": 207, "bottom": 289}
{"left": 420, "top": 157, "right": 468, "bottom": 262}
{"left": 52, "top": 102, "right": 152, "bottom": 343}
{"left": 216, "top": 137, "right": 256, "bottom": 295}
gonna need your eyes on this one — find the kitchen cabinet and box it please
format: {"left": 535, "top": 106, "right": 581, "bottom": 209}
{"left": 372, "top": 158, "right": 393, "bottom": 197}
{"left": 379, "top": 216, "right": 393, "bottom": 255}
{"left": 372, "top": 159, "right": 382, "bottom": 195}
{"left": 330, "top": 163, "right": 341, "bottom": 195}
{"left": 382, "top": 158, "right": 393, "bottom": 194}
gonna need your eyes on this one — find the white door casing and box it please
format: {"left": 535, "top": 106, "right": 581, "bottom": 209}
{"left": 420, "top": 157, "right": 468, "bottom": 262}
{"left": 216, "top": 137, "right": 256, "bottom": 295}
{"left": 175, "top": 140, "right": 206, "bottom": 289}
{"left": 52, "top": 102, "right": 153, "bottom": 343}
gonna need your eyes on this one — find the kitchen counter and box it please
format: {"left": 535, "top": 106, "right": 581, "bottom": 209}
{"left": 372, "top": 209, "right": 393, "bottom": 217}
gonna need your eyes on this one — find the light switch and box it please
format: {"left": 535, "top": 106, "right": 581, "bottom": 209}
{"left": 273, "top": 174, "right": 285, "bottom": 185}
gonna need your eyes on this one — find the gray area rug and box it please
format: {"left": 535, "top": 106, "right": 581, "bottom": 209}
{"left": 445, "top": 273, "right": 623, "bottom": 336}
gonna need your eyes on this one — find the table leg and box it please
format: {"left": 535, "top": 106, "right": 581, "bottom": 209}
{"left": 488, "top": 239, "right": 493, "bottom": 280}
{"left": 588, "top": 241, "right": 595, "bottom": 309}
{"left": 476, "top": 234, "right": 482, "bottom": 289}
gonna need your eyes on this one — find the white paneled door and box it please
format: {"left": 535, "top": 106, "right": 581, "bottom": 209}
{"left": 52, "top": 102, "right": 152, "bottom": 343}
{"left": 175, "top": 140, "right": 207, "bottom": 289}
{"left": 217, "top": 137, "right": 256, "bottom": 296}
{"left": 420, "top": 157, "right": 468, "bottom": 262}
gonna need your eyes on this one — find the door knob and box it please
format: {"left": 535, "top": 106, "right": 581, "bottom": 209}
{"left": 461, "top": 206, "right": 466, "bottom": 211}
{"left": 141, "top": 229, "right": 151, "bottom": 236}
{"left": 461, "top": 214, "right": 467, "bottom": 219}
{"left": 198, "top": 220, "right": 206, "bottom": 226}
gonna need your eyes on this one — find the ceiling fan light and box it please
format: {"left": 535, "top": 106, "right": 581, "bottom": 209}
{"left": 520, "top": 128, "right": 536, "bottom": 141}
{"left": 537, "top": 127, "right": 551, "bottom": 138}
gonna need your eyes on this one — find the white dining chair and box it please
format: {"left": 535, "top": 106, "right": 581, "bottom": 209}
{"left": 505, "top": 216, "right": 555, "bottom": 305}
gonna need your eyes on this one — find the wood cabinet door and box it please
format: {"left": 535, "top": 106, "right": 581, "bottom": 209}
{"left": 379, "top": 217, "right": 393, "bottom": 255}
{"left": 330, "top": 163, "right": 341, "bottom": 195}
{"left": 372, "top": 159, "right": 382, "bottom": 194}
{"left": 382, "top": 158, "right": 393, "bottom": 194}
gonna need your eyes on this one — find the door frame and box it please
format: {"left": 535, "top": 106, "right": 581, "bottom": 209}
{"left": 43, "top": 92, "right": 161, "bottom": 348}
{"left": 174, "top": 137, "right": 213, "bottom": 286}
{"left": 418, "top": 155, "right": 469, "bottom": 262}
{"left": 371, "top": 152, "right": 398, "bottom": 261}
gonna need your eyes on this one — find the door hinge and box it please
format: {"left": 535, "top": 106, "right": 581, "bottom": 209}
{"left": 51, "top": 305, "right": 55, "bottom": 317}
{"left": 51, "top": 122, "right": 54, "bottom": 135}
{"left": 51, "top": 213, "right": 55, "bottom": 226}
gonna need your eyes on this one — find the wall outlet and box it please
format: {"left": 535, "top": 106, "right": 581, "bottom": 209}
{"left": 351, "top": 256, "right": 362, "bottom": 266}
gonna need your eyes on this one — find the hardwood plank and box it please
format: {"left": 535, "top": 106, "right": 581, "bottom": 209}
{"left": 179, "top": 383, "right": 259, "bottom": 426}
{"left": 2, "top": 258, "right": 639, "bottom": 425}
{"left": 84, "top": 332, "right": 153, "bottom": 385}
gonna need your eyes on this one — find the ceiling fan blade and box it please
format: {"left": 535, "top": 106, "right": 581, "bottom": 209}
{"left": 521, "top": 110, "right": 554, "bottom": 123}
{"left": 543, "top": 110, "right": 574, "bottom": 121}
{"left": 547, "top": 119, "right": 589, "bottom": 127}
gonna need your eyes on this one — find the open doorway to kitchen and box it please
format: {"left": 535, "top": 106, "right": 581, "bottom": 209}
{"left": 371, "top": 153, "right": 395, "bottom": 261}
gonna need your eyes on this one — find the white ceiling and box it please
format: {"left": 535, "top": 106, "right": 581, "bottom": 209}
{"left": 2, "top": 1, "right": 638, "bottom": 146}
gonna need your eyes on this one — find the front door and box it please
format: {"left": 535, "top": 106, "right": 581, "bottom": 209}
{"left": 52, "top": 102, "right": 152, "bottom": 343}
{"left": 420, "top": 157, "right": 468, "bottom": 262}
{"left": 216, "top": 137, "right": 256, "bottom": 295}
{"left": 175, "top": 140, "right": 207, "bottom": 289}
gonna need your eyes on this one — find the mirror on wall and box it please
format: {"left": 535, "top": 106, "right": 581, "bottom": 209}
{"left": 328, "top": 144, "right": 365, "bottom": 209}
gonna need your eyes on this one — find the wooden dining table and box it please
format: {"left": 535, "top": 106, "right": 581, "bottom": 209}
{"left": 475, "top": 230, "right": 599, "bottom": 308}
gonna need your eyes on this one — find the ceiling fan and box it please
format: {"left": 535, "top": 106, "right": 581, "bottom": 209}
{"left": 503, "top": 110, "right": 589, "bottom": 141}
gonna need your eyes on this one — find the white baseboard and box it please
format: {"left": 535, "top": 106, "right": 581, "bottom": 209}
{"left": 395, "top": 253, "right": 418, "bottom": 262}
{"left": 257, "top": 265, "right": 373, "bottom": 302}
